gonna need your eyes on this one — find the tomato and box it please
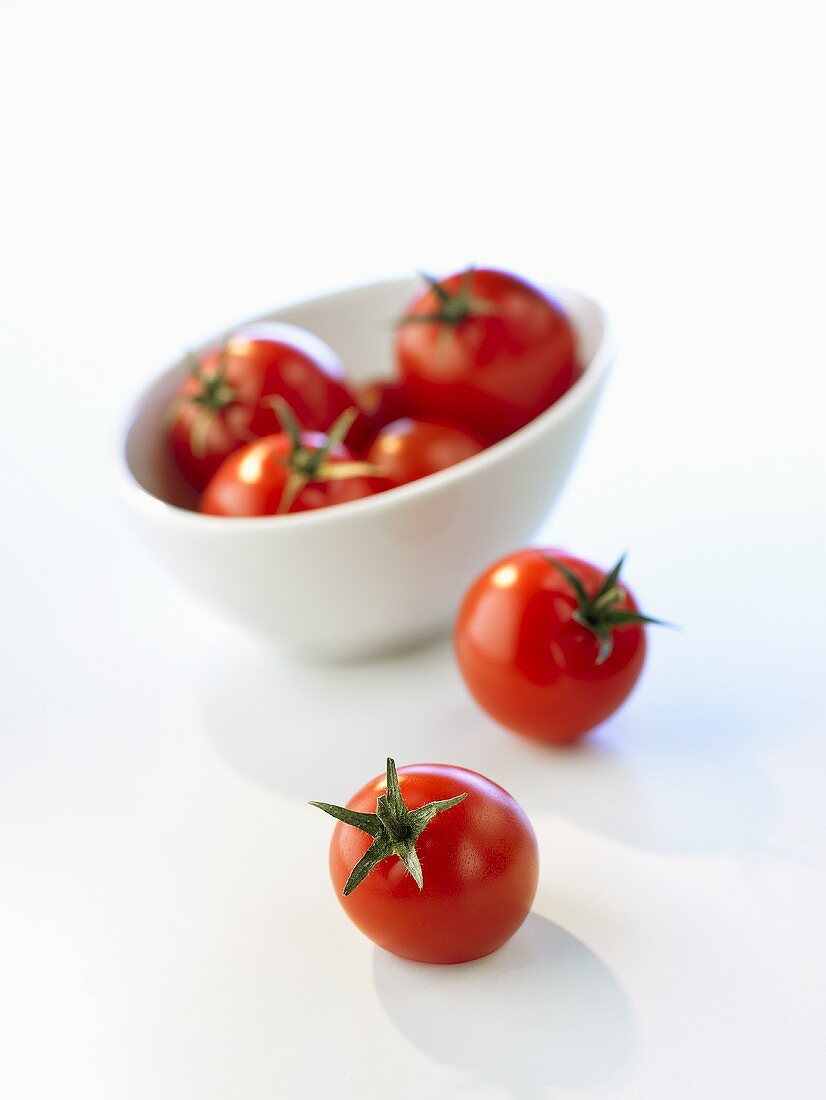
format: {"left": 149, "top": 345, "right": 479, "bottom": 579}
{"left": 169, "top": 322, "right": 354, "bottom": 490}
{"left": 346, "top": 379, "right": 411, "bottom": 452}
{"left": 312, "top": 758, "right": 538, "bottom": 964}
{"left": 200, "top": 404, "right": 382, "bottom": 517}
{"left": 455, "top": 550, "right": 663, "bottom": 745}
{"left": 366, "top": 417, "right": 486, "bottom": 485}
{"left": 395, "top": 268, "right": 577, "bottom": 442}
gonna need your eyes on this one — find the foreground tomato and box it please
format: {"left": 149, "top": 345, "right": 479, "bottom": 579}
{"left": 200, "top": 403, "right": 381, "bottom": 517}
{"left": 396, "top": 268, "right": 577, "bottom": 441}
{"left": 455, "top": 551, "right": 663, "bottom": 745}
{"left": 170, "top": 322, "right": 354, "bottom": 490}
{"left": 312, "top": 758, "right": 538, "bottom": 963}
{"left": 366, "top": 417, "right": 486, "bottom": 485}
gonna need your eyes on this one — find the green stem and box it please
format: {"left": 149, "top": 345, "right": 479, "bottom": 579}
{"left": 397, "top": 267, "right": 497, "bottom": 329}
{"left": 310, "top": 758, "right": 467, "bottom": 896}
{"left": 546, "top": 554, "right": 670, "bottom": 665}
{"left": 267, "top": 401, "right": 379, "bottom": 513}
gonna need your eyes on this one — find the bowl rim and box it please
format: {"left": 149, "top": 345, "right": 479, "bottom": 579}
{"left": 118, "top": 276, "right": 614, "bottom": 531}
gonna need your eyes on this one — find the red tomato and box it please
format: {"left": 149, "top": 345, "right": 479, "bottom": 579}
{"left": 455, "top": 550, "right": 662, "bottom": 745}
{"left": 170, "top": 322, "right": 354, "bottom": 490}
{"left": 367, "top": 417, "right": 486, "bottom": 485}
{"left": 395, "top": 268, "right": 577, "bottom": 441}
{"left": 346, "top": 379, "right": 412, "bottom": 452}
{"left": 200, "top": 405, "right": 380, "bottom": 517}
{"left": 312, "top": 758, "right": 538, "bottom": 963}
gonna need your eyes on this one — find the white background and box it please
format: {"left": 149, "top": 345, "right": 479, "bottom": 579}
{"left": 2, "top": 2, "right": 825, "bottom": 1097}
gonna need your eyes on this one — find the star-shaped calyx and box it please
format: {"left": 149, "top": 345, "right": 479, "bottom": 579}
{"left": 310, "top": 758, "right": 467, "bottom": 896}
{"left": 396, "top": 268, "right": 498, "bottom": 328}
{"left": 167, "top": 348, "right": 236, "bottom": 459}
{"left": 546, "top": 554, "right": 668, "bottom": 665}
{"left": 269, "top": 397, "right": 377, "bottom": 513}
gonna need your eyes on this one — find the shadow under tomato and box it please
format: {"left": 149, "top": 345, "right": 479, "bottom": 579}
{"left": 372, "top": 912, "right": 635, "bottom": 1098}
{"left": 427, "top": 681, "right": 787, "bottom": 859}
{"left": 200, "top": 630, "right": 795, "bottom": 861}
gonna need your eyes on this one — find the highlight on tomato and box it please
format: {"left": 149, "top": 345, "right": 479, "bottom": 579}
{"left": 200, "top": 400, "right": 386, "bottom": 517}
{"left": 366, "top": 417, "right": 486, "bottom": 486}
{"left": 455, "top": 550, "right": 666, "bottom": 745}
{"left": 312, "top": 757, "right": 538, "bottom": 964}
{"left": 169, "top": 322, "right": 355, "bottom": 491}
{"left": 395, "top": 268, "right": 577, "bottom": 442}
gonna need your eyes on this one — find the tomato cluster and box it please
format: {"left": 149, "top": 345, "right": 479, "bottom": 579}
{"left": 313, "top": 552, "right": 665, "bottom": 964}
{"left": 167, "top": 268, "right": 577, "bottom": 517}
{"left": 160, "top": 268, "right": 668, "bottom": 965}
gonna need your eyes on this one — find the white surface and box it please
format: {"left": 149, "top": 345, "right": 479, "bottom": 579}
{"left": 1, "top": 3, "right": 825, "bottom": 1099}
{"left": 122, "top": 279, "right": 611, "bottom": 657}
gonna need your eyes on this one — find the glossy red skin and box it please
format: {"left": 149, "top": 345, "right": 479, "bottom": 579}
{"left": 199, "top": 432, "right": 378, "bottom": 517}
{"left": 170, "top": 323, "right": 355, "bottom": 490}
{"left": 455, "top": 550, "right": 647, "bottom": 745}
{"left": 346, "top": 379, "right": 411, "bottom": 452}
{"left": 330, "top": 763, "right": 538, "bottom": 964}
{"left": 367, "top": 417, "right": 486, "bottom": 485}
{"left": 396, "top": 269, "right": 577, "bottom": 442}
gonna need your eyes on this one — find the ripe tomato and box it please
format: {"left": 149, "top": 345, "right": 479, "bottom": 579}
{"left": 312, "top": 758, "right": 538, "bottom": 964}
{"left": 366, "top": 417, "right": 486, "bottom": 485}
{"left": 455, "top": 550, "right": 663, "bottom": 745}
{"left": 170, "top": 322, "right": 354, "bottom": 490}
{"left": 395, "top": 268, "right": 577, "bottom": 442}
{"left": 346, "top": 379, "right": 411, "bottom": 452}
{"left": 200, "top": 404, "right": 381, "bottom": 517}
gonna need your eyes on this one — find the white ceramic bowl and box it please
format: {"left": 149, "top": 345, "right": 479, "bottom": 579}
{"left": 119, "top": 277, "right": 613, "bottom": 658}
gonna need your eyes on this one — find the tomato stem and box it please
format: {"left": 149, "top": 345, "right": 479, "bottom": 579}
{"left": 311, "top": 758, "right": 467, "bottom": 896}
{"left": 266, "top": 400, "right": 380, "bottom": 513}
{"left": 171, "top": 347, "right": 237, "bottom": 460}
{"left": 545, "top": 554, "right": 669, "bottom": 665}
{"left": 190, "top": 348, "right": 235, "bottom": 412}
{"left": 396, "top": 268, "right": 498, "bottom": 329}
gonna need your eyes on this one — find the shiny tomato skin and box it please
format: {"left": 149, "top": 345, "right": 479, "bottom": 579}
{"left": 170, "top": 323, "right": 354, "bottom": 490}
{"left": 346, "top": 379, "right": 411, "bottom": 452}
{"left": 199, "top": 432, "right": 377, "bottom": 517}
{"left": 366, "top": 418, "right": 486, "bottom": 485}
{"left": 329, "top": 763, "right": 538, "bottom": 964}
{"left": 455, "top": 550, "right": 647, "bottom": 745}
{"left": 396, "top": 269, "right": 577, "bottom": 442}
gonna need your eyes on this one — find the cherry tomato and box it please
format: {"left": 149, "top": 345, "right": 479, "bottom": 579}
{"left": 346, "top": 379, "right": 411, "bottom": 452}
{"left": 395, "top": 268, "right": 577, "bottom": 442}
{"left": 366, "top": 418, "right": 486, "bottom": 485}
{"left": 200, "top": 404, "right": 380, "bottom": 517}
{"left": 170, "top": 322, "right": 354, "bottom": 490}
{"left": 455, "top": 550, "right": 662, "bottom": 745}
{"left": 312, "top": 758, "right": 538, "bottom": 964}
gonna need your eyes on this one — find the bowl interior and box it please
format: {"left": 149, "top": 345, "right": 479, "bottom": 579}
{"left": 122, "top": 278, "right": 605, "bottom": 511}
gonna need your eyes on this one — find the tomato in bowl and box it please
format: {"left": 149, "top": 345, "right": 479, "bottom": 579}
{"left": 119, "top": 277, "right": 613, "bottom": 658}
